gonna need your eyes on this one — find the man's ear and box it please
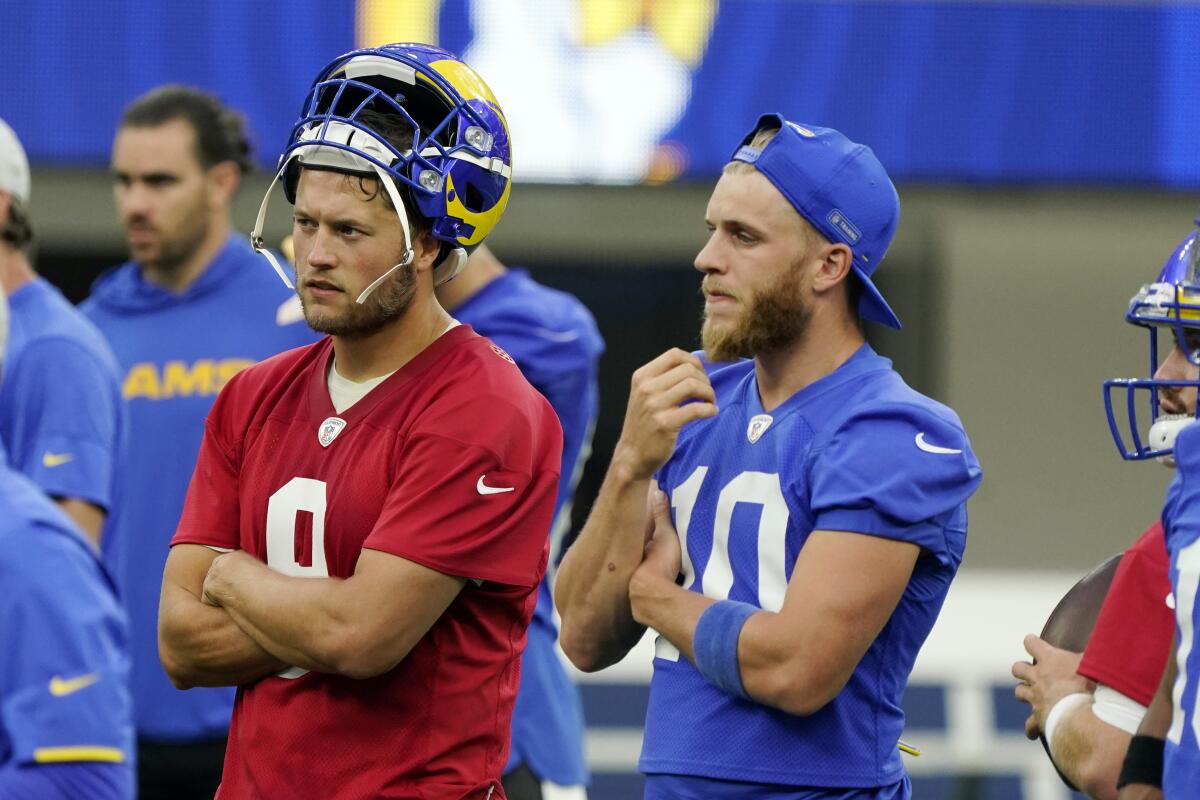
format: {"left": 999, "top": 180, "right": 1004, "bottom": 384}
{"left": 411, "top": 230, "right": 442, "bottom": 275}
{"left": 811, "top": 242, "right": 854, "bottom": 294}
{"left": 207, "top": 161, "right": 241, "bottom": 208}
{"left": 0, "top": 192, "right": 12, "bottom": 229}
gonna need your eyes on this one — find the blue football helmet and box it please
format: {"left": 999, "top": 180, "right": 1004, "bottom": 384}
{"left": 251, "top": 43, "right": 513, "bottom": 300}
{"left": 1103, "top": 222, "right": 1200, "bottom": 462}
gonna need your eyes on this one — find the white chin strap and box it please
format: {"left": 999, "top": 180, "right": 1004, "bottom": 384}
{"left": 1149, "top": 414, "right": 1192, "bottom": 466}
{"left": 249, "top": 121, "right": 467, "bottom": 305}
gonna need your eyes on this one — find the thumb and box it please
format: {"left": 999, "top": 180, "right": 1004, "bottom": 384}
{"left": 1023, "top": 633, "right": 1049, "bottom": 660}
{"left": 652, "top": 488, "right": 671, "bottom": 525}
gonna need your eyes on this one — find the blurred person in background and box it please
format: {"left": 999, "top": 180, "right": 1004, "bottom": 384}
{"left": 80, "top": 85, "right": 318, "bottom": 800}
{"left": 0, "top": 284, "right": 136, "bottom": 800}
{"left": 437, "top": 244, "right": 603, "bottom": 800}
{"left": 0, "top": 118, "right": 123, "bottom": 547}
{"left": 556, "top": 114, "right": 982, "bottom": 799}
{"left": 1012, "top": 228, "right": 1200, "bottom": 799}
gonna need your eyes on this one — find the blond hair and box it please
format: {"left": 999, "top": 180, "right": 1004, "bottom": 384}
{"left": 724, "top": 125, "right": 824, "bottom": 250}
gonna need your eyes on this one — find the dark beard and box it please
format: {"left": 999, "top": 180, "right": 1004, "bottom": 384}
{"left": 301, "top": 262, "right": 417, "bottom": 338}
{"left": 701, "top": 266, "right": 811, "bottom": 362}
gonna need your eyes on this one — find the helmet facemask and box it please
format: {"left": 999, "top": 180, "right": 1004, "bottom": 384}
{"left": 1104, "top": 226, "right": 1200, "bottom": 463}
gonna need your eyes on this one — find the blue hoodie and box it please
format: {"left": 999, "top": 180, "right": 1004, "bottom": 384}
{"left": 81, "top": 236, "right": 320, "bottom": 742}
{"left": 451, "top": 268, "right": 604, "bottom": 786}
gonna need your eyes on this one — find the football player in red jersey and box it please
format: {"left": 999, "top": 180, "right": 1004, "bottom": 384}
{"left": 157, "top": 44, "right": 562, "bottom": 800}
{"left": 1013, "top": 227, "right": 1200, "bottom": 799}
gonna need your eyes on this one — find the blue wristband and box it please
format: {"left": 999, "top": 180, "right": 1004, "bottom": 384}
{"left": 692, "top": 600, "right": 757, "bottom": 700}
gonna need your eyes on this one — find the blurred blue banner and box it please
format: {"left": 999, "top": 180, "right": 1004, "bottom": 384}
{"left": 2, "top": 0, "right": 1198, "bottom": 186}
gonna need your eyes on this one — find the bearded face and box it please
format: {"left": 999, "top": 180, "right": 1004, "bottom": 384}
{"left": 701, "top": 258, "right": 812, "bottom": 362}
{"left": 300, "top": 259, "right": 417, "bottom": 339}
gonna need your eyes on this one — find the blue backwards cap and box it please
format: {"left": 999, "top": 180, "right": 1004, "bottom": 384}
{"left": 731, "top": 113, "right": 901, "bottom": 329}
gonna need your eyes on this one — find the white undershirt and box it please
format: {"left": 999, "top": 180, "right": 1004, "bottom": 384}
{"left": 327, "top": 363, "right": 394, "bottom": 414}
{"left": 325, "top": 320, "right": 460, "bottom": 414}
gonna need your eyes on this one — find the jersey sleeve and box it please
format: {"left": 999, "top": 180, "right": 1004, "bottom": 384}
{"left": 809, "top": 403, "right": 982, "bottom": 554}
{"left": 0, "top": 528, "right": 133, "bottom": 767}
{"left": 4, "top": 339, "right": 119, "bottom": 509}
{"left": 171, "top": 381, "right": 244, "bottom": 551}
{"left": 0, "top": 761, "right": 132, "bottom": 800}
{"left": 1078, "top": 524, "right": 1174, "bottom": 706}
{"left": 364, "top": 398, "right": 563, "bottom": 587}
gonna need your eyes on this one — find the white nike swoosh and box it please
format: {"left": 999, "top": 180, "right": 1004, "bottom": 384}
{"left": 476, "top": 475, "right": 515, "bottom": 495}
{"left": 915, "top": 432, "right": 962, "bottom": 455}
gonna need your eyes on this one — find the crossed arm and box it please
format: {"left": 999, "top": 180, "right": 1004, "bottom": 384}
{"left": 159, "top": 544, "right": 465, "bottom": 687}
{"left": 557, "top": 473, "right": 920, "bottom": 714}
{"left": 556, "top": 349, "right": 716, "bottom": 671}
{"left": 555, "top": 347, "right": 920, "bottom": 713}
{"left": 631, "top": 495, "right": 919, "bottom": 714}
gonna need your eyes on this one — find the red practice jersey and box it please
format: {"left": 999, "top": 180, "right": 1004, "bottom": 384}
{"left": 173, "top": 327, "right": 562, "bottom": 799}
{"left": 1077, "top": 522, "right": 1174, "bottom": 706}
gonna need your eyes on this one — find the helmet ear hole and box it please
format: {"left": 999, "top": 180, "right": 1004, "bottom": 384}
{"left": 462, "top": 183, "right": 486, "bottom": 213}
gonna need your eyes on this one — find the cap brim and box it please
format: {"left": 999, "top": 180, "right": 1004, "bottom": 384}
{"left": 853, "top": 265, "right": 902, "bottom": 329}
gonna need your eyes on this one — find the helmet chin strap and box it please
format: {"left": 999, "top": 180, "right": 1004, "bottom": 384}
{"left": 355, "top": 162, "right": 415, "bottom": 304}
{"left": 251, "top": 163, "right": 296, "bottom": 290}
{"left": 250, "top": 160, "right": 419, "bottom": 305}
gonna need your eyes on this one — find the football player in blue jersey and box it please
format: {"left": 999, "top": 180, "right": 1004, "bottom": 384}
{"left": 437, "top": 244, "right": 603, "bottom": 799}
{"left": 1106, "top": 224, "right": 1200, "bottom": 799}
{"left": 0, "top": 285, "right": 135, "bottom": 799}
{"left": 556, "top": 114, "right": 982, "bottom": 799}
{"left": 81, "top": 86, "right": 319, "bottom": 800}
{"left": 0, "top": 118, "right": 123, "bottom": 547}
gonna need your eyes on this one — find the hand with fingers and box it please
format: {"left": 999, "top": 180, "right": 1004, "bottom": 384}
{"left": 1012, "top": 633, "right": 1093, "bottom": 740}
{"left": 630, "top": 488, "right": 685, "bottom": 627}
{"left": 636, "top": 490, "right": 683, "bottom": 579}
{"left": 613, "top": 348, "right": 719, "bottom": 481}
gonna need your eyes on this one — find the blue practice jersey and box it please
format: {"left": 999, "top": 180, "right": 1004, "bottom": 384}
{"left": 451, "top": 268, "right": 603, "bottom": 786}
{"left": 81, "top": 236, "right": 320, "bottom": 741}
{"left": 0, "top": 449, "right": 133, "bottom": 796}
{"left": 642, "top": 345, "right": 981, "bottom": 793}
{"left": 0, "top": 278, "right": 123, "bottom": 514}
{"left": 1159, "top": 420, "right": 1200, "bottom": 794}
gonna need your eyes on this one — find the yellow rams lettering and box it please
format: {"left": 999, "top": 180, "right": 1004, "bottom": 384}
{"left": 123, "top": 359, "right": 257, "bottom": 400}
{"left": 162, "top": 360, "right": 214, "bottom": 397}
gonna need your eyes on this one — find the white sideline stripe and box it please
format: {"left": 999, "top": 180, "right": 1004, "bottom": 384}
{"left": 584, "top": 729, "right": 642, "bottom": 770}
{"left": 947, "top": 679, "right": 993, "bottom": 761}
{"left": 587, "top": 729, "right": 1061, "bottom": 775}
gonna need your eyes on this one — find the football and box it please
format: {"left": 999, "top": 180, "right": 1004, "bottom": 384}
{"left": 1037, "top": 552, "right": 1123, "bottom": 789}
{"left": 1040, "top": 552, "right": 1122, "bottom": 651}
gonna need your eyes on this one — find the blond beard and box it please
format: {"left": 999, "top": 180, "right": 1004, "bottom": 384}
{"left": 300, "top": 261, "right": 417, "bottom": 339}
{"left": 701, "top": 265, "right": 811, "bottom": 362}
